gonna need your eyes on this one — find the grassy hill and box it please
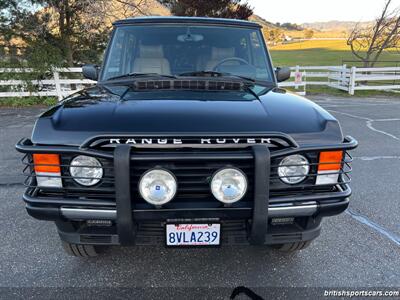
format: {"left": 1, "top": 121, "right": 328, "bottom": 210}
{"left": 249, "top": 14, "right": 278, "bottom": 29}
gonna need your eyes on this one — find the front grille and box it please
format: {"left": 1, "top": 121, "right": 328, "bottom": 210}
{"left": 130, "top": 155, "right": 254, "bottom": 205}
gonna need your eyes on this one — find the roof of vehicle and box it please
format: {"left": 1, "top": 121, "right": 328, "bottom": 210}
{"left": 113, "top": 16, "right": 261, "bottom": 28}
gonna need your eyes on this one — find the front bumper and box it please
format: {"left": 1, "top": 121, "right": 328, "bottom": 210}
{"left": 16, "top": 135, "right": 357, "bottom": 246}
{"left": 25, "top": 195, "right": 349, "bottom": 221}
{"left": 23, "top": 180, "right": 351, "bottom": 246}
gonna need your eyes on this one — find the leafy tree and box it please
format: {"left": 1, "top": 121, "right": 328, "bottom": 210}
{"left": 0, "top": 0, "right": 65, "bottom": 93}
{"left": 304, "top": 29, "right": 314, "bottom": 39}
{"left": 1, "top": 0, "right": 88, "bottom": 66}
{"left": 0, "top": 0, "right": 149, "bottom": 67}
{"left": 280, "top": 22, "right": 302, "bottom": 31}
{"left": 160, "top": 0, "right": 253, "bottom": 20}
{"left": 262, "top": 27, "right": 284, "bottom": 44}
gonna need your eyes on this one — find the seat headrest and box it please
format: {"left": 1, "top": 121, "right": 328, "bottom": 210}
{"left": 211, "top": 47, "right": 235, "bottom": 60}
{"left": 139, "top": 45, "right": 164, "bottom": 58}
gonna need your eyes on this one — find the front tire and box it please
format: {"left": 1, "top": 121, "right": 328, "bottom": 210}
{"left": 61, "top": 241, "right": 99, "bottom": 257}
{"left": 271, "top": 240, "right": 313, "bottom": 252}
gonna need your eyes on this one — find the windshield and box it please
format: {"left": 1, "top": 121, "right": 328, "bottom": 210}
{"left": 101, "top": 25, "right": 273, "bottom": 82}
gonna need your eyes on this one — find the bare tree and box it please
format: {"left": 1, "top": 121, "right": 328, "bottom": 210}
{"left": 92, "top": 0, "right": 151, "bottom": 20}
{"left": 84, "top": 0, "right": 161, "bottom": 29}
{"left": 347, "top": 0, "right": 400, "bottom": 67}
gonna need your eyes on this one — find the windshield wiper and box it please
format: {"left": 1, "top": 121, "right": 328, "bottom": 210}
{"left": 242, "top": 85, "right": 260, "bottom": 100}
{"left": 178, "top": 70, "right": 255, "bottom": 83}
{"left": 105, "top": 72, "right": 177, "bottom": 81}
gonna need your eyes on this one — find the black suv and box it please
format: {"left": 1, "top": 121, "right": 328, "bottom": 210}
{"left": 16, "top": 17, "right": 357, "bottom": 257}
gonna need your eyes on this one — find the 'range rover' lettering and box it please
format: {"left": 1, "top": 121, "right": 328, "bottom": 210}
{"left": 107, "top": 137, "right": 274, "bottom": 145}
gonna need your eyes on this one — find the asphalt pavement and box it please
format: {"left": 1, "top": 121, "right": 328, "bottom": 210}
{"left": 0, "top": 95, "right": 399, "bottom": 299}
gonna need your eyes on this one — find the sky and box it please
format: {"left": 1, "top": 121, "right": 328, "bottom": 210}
{"left": 248, "top": 0, "right": 400, "bottom": 24}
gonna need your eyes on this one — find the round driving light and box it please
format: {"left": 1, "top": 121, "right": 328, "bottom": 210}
{"left": 69, "top": 155, "right": 103, "bottom": 186}
{"left": 278, "top": 154, "right": 309, "bottom": 184}
{"left": 211, "top": 168, "right": 247, "bottom": 204}
{"left": 139, "top": 169, "right": 177, "bottom": 205}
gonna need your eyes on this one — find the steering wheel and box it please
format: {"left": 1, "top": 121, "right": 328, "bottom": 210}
{"left": 212, "top": 57, "right": 250, "bottom": 71}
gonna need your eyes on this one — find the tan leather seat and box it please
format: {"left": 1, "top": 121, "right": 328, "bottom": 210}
{"left": 133, "top": 45, "right": 171, "bottom": 74}
{"left": 205, "top": 47, "right": 237, "bottom": 70}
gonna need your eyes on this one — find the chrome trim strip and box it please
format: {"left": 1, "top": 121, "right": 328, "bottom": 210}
{"left": 61, "top": 208, "right": 117, "bottom": 220}
{"left": 269, "top": 202, "right": 317, "bottom": 217}
{"left": 60, "top": 202, "right": 318, "bottom": 220}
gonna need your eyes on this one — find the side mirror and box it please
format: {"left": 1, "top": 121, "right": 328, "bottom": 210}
{"left": 82, "top": 64, "right": 99, "bottom": 81}
{"left": 275, "top": 67, "right": 291, "bottom": 82}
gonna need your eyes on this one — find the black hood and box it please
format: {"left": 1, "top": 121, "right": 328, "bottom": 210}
{"left": 32, "top": 86, "right": 343, "bottom": 146}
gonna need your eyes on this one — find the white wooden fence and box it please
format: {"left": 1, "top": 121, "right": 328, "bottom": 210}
{"left": 327, "top": 66, "right": 400, "bottom": 95}
{"left": 278, "top": 65, "right": 343, "bottom": 95}
{"left": 0, "top": 65, "right": 399, "bottom": 100}
{"left": 0, "top": 68, "right": 95, "bottom": 100}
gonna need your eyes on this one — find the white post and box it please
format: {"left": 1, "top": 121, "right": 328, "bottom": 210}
{"left": 349, "top": 66, "right": 356, "bottom": 95}
{"left": 295, "top": 65, "right": 300, "bottom": 90}
{"left": 53, "top": 70, "right": 63, "bottom": 101}
{"left": 341, "top": 64, "right": 347, "bottom": 86}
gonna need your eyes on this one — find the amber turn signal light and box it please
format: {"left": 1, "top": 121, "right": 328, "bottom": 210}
{"left": 318, "top": 151, "right": 343, "bottom": 171}
{"left": 33, "top": 154, "right": 61, "bottom": 173}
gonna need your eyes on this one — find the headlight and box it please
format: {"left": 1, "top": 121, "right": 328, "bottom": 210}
{"left": 210, "top": 168, "right": 247, "bottom": 204}
{"left": 69, "top": 155, "right": 103, "bottom": 186}
{"left": 278, "top": 154, "right": 309, "bottom": 184}
{"left": 139, "top": 169, "right": 177, "bottom": 205}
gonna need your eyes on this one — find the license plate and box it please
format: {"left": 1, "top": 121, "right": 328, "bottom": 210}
{"left": 166, "top": 223, "right": 221, "bottom": 246}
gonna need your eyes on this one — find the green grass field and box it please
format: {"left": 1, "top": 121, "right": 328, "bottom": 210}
{"left": 269, "top": 39, "right": 400, "bottom": 67}
{"left": 0, "top": 96, "right": 57, "bottom": 107}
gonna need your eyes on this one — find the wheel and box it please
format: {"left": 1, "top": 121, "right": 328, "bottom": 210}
{"left": 271, "top": 240, "right": 313, "bottom": 252}
{"left": 61, "top": 240, "right": 99, "bottom": 257}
